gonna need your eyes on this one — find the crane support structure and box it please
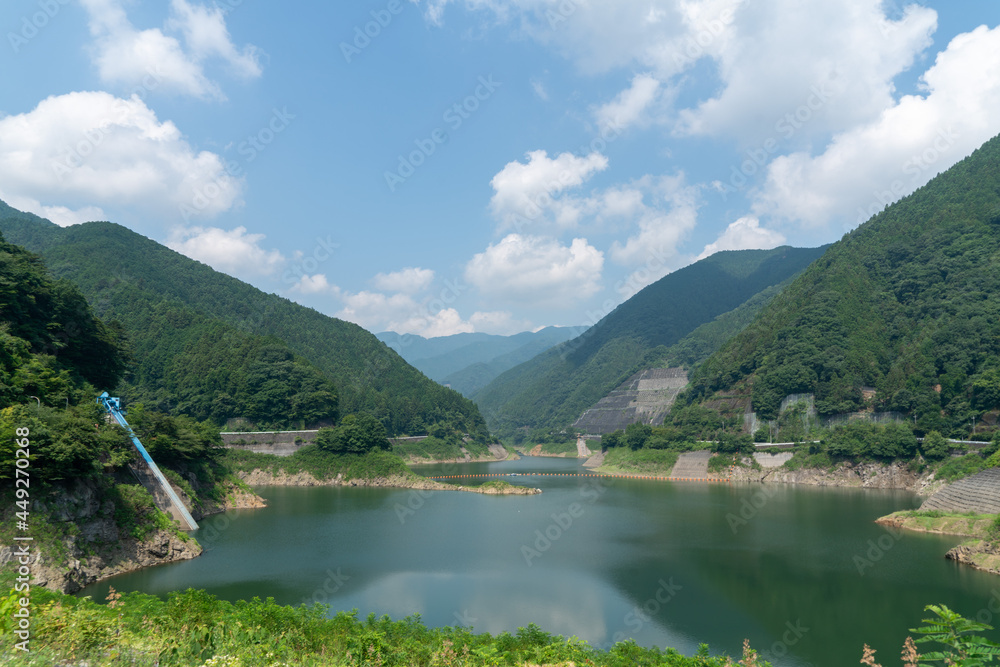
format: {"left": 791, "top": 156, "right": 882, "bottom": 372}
{"left": 97, "top": 392, "right": 199, "bottom": 531}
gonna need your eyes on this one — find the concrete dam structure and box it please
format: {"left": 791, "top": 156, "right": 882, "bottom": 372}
{"left": 572, "top": 367, "right": 688, "bottom": 435}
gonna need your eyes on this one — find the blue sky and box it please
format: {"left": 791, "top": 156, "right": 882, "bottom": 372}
{"left": 2, "top": 0, "right": 999, "bottom": 337}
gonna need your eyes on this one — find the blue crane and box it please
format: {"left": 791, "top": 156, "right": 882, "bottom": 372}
{"left": 97, "top": 392, "right": 199, "bottom": 531}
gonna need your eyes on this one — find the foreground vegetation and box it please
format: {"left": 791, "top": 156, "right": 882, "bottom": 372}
{"left": 1, "top": 578, "right": 996, "bottom": 666}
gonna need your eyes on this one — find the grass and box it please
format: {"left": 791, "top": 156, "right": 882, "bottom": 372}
{"left": 781, "top": 450, "right": 833, "bottom": 471}
{"left": 707, "top": 454, "right": 733, "bottom": 473}
{"left": 537, "top": 440, "right": 580, "bottom": 456}
{"left": 392, "top": 436, "right": 491, "bottom": 461}
{"left": 933, "top": 453, "right": 988, "bottom": 483}
{"left": 599, "top": 448, "right": 679, "bottom": 475}
{"left": 219, "top": 446, "right": 414, "bottom": 483}
{"left": 883, "top": 509, "right": 998, "bottom": 538}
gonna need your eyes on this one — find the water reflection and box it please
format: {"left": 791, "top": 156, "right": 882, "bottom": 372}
{"left": 78, "top": 458, "right": 999, "bottom": 667}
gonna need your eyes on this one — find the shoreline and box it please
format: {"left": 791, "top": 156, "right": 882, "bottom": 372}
{"left": 876, "top": 510, "right": 1000, "bottom": 577}
{"left": 235, "top": 469, "right": 542, "bottom": 495}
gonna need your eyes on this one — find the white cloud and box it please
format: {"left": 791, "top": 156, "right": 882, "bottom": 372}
{"left": 594, "top": 73, "right": 660, "bottom": 131}
{"left": 0, "top": 191, "right": 106, "bottom": 227}
{"left": 291, "top": 273, "right": 339, "bottom": 295}
{"left": 468, "top": 311, "right": 533, "bottom": 335}
{"left": 465, "top": 234, "right": 604, "bottom": 308}
{"left": 489, "top": 150, "right": 608, "bottom": 232}
{"left": 530, "top": 77, "right": 549, "bottom": 101}
{"left": 698, "top": 216, "right": 785, "bottom": 259}
{"left": 425, "top": 0, "right": 939, "bottom": 147}
{"left": 80, "top": 0, "right": 261, "bottom": 100}
{"left": 673, "top": 0, "right": 937, "bottom": 142}
{"left": 334, "top": 289, "right": 490, "bottom": 337}
{"left": 0, "top": 91, "right": 242, "bottom": 225}
{"left": 753, "top": 23, "right": 1000, "bottom": 230}
{"left": 372, "top": 267, "right": 435, "bottom": 294}
{"left": 168, "top": 225, "right": 284, "bottom": 277}
{"left": 166, "top": 0, "right": 262, "bottom": 78}
{"left": 609, "top": 175, "right": 698, "bottom": 266}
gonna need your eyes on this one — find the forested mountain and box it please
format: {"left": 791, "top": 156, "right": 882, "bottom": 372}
{"left": 0, "top": 231, "right": 126, "bottom": 407}
{"left": 473, "top": 245, "right": 828, "bottom": 434}
{"left": 685, "top": 133, "right": 1000, "bottom": 437}
{"left": 377, "top": 327, "right": 576, "bottom": 396}
{"left": 0, "top": 208, "right": 488, "bottom": 437}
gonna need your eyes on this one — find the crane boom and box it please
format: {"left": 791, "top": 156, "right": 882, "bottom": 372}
{"left": 97, "top": 392, "right": 199, "bottom": 531}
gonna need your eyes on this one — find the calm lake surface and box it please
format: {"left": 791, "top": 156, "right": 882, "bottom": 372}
{"left": 79, "top": 457, "right": 1000, "bottom": 666}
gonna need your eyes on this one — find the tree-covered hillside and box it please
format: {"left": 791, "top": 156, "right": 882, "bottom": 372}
{"left": 473, "top": 245, "right": 827, "bottom": 434}
{"left": 0, "top": 209, "right": 487, "bottom": 437}
{"left": 685, "top": 133, "right": 1000, "bottom": 437}
{"left": 0, "top": 231, "right": 126, "bottom": 407}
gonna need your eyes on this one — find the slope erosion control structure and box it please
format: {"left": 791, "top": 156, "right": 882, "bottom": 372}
{"left": 97, "top": 392, "right": 199, "bottom": 531}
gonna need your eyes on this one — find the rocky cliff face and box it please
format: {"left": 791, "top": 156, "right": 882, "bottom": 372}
{"left": 730, "top": 459, "right": 944, "bottom": 495}
{"left": 0, "top": 479, "right": 200, "bottom": 594}
{"left": 0, "top": 476, "right": 266, "bottom": 594}
{"left": 946, "top": 540, "right": 1000, "bottom": 575}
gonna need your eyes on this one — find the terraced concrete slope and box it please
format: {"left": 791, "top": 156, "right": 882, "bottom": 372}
{"left": 573, "top": 368, "right": 688, "bottom": 434}
{"left": 920, "top": 468, "right": 1000, "bottom": 514}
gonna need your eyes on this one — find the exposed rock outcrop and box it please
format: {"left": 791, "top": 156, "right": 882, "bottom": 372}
{"left": 730, "top": 459, "right": 939, "bottom": 494}
{"left": 946, "top": 540, "right": 1000, "bottom": 575}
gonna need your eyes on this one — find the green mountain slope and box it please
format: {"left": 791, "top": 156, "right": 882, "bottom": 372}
{"left": 685, "top": 134, "right": 1000, "bottom": 436}
{"left": 0, "top": 210, "right": 487, "bottom": 437}
{"left": 473, "top": 245, "right": 828, "bottom": 433}
{"left": 0, "top": 231, "right": 126, "bottom": 407}
{"left": 378, "top": 327, "right": 577, "bottom": 396}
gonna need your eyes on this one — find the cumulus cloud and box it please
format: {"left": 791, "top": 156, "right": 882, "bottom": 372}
{"left": 168, "top": 225, "right": 284, "bottom": 278}
{"left": 490, "top": 150, "right": 608, "bottom": 232}
{"left": 698, "top": 216, "right": 785, "bottom": 259}
{"left": 594, "top": 73, "right": 660, "bottom": 131}
{"left": 424, "top": 0, "right": 939, "bottom": 147}
{"left": 81, "top": 0, "right": 261, "bottom": 100}
{"left": 0, "top": 191, "right": 106, "bottom": 228}
{"left": 291, "top": 273, "right": 339, "bottom": 296}
{"left": 609, "top": 175, "right": 698, "bottom": 265}
{"left": 0, "top": 91, "right": 242, "bottom": 225}
{"left": 465, "top": 234, "right": 604, "bottom": 308}
{"left": 334, "top": 288, "right": 521, "bottom": 337}
{"left": 752, "top": 23, "right": 1000, "bottom": 230}
{"left": 372, "top": 267, "right": 435, "bottom": 294}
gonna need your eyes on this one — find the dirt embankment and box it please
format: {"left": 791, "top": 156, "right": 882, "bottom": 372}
{"left": 235, "top": 470, "right": 541, "bottom": 495}
{"left": 730, "top": 459, "right": 945, "bottom": 495}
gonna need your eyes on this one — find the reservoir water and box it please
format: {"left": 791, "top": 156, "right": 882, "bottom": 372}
{"left": 79, "top": 457, "right": 1000, "bottom": 666}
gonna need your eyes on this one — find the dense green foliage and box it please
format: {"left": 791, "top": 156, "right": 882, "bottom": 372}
{"left": 316, "top": 413, "right": 391, "bottom": 454}
{"left": 0, "top": 211, "right": 487, "bottom": 437}
{"left": 686, "top": 134, "right": 1000, "bottom": 437}
{"left": 474, "top": 246, "right": 827, "bottom": 435}
{"left": 0, "top": 232, "right": 127, "bottom": 407}
{"left": 823, "top": 422, "right": 919, "bottom": 459}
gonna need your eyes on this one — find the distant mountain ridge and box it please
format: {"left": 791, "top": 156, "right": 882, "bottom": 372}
{"left": 0, "top": 207, "right": 488, "bottom": 437}
{"left": 472, "top": 245, "right": 829, "bottom": 434}
{"left": 377, "top": 327, "right": 577, "bottom": 396}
